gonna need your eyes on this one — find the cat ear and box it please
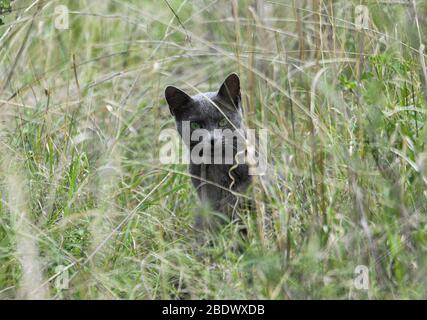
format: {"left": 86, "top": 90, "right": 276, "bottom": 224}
{"left": 165, "top": 86, "right": 192, "bottom": 116}
{"left": 217, "top": 73, "right": 241, "bottom": 109}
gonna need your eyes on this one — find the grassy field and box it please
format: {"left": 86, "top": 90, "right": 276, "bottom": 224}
{"left": 0, "top": 0, "right": 426, "bottom": 299}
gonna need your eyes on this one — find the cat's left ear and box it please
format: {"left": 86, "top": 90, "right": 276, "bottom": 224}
{"left": 217, "top": 73, "right": 241, "bottom": 109}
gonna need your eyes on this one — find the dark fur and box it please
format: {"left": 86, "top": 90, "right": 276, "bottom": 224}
{"left": 165, "top": 74, "right": 251, "bottom": 219}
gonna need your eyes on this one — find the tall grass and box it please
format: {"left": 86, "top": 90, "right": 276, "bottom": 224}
{"left": 0, "top": 0, "right": 426, "bottom": 299}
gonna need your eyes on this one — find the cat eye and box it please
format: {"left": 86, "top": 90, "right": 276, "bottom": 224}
{"left": 218, "top": 118, "right": 229, "bottom": 127}
{"left": 190, "top": 122, "right": 201, "bottom": 130}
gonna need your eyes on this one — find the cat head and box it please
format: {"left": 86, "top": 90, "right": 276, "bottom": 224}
{"left": 165, "top": 73, "right": 243, "bottom": 133}
{"left": 165, "top": 73, "right": 245, "bottom": 163}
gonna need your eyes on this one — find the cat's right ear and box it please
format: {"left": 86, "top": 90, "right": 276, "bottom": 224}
{"left": 165, "top": 86, "right": 192, "bottom": 116}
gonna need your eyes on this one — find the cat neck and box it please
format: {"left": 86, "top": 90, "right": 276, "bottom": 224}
{"left": 189, "top": 162, "right": 250, "bottom": 189}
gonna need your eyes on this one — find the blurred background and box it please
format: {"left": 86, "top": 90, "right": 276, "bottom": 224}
{"left": 0, "top": 0, "right": 426, "bottom": 299}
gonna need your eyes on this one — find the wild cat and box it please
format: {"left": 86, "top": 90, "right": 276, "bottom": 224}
{"left": 165, "top": 74, "right": 251, "bottom": 226}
